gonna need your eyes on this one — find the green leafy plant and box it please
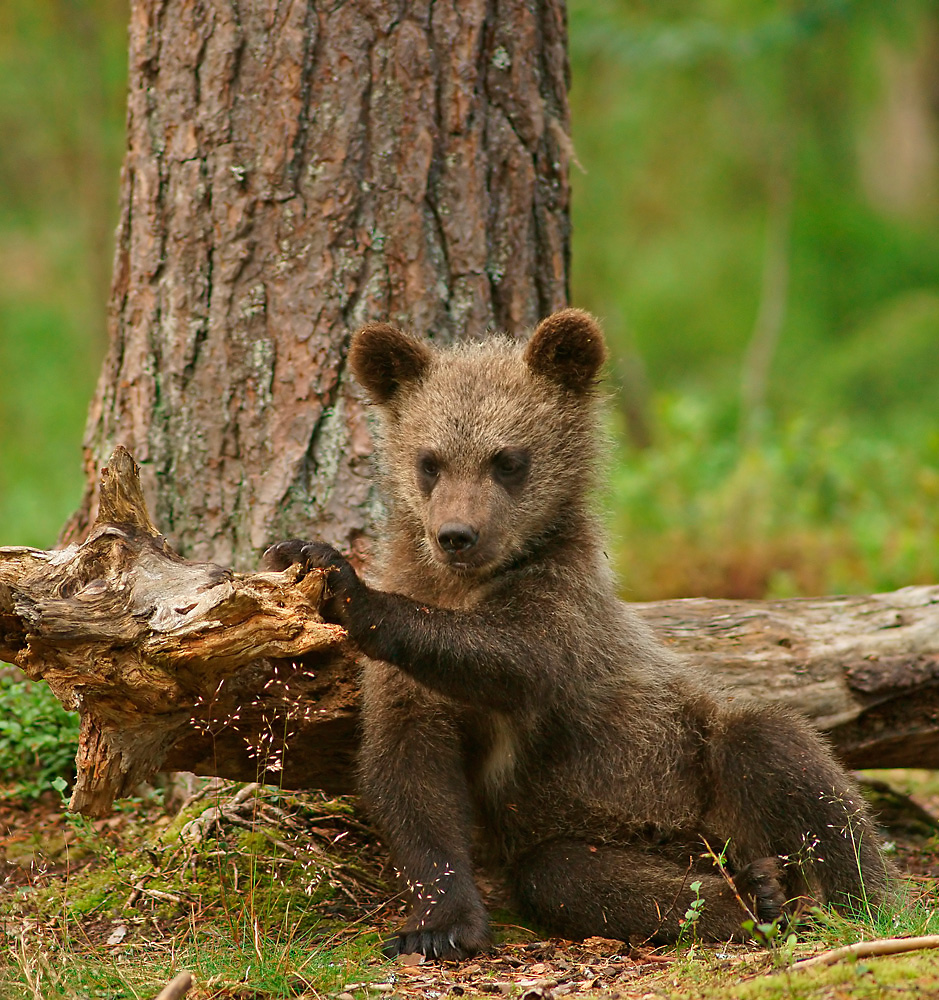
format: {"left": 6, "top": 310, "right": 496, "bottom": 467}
{"left": 679, "top": 878, "right": 707, "bottom": 946}
{"left": 0, "top": 675, "right": 79, "bottom": 799}
{"left": 741, "top": 915, "right": 799, "bottom": 968}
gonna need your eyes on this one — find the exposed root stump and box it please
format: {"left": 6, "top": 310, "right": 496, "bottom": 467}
{"left": 0, "top": 447, "right": 349, "bottom": 815}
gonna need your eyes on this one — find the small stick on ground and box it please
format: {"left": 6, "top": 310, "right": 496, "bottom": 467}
{"left": 791, "top": 935, "right": 939, "bottom": 970}
{"left": 153, "top": 971, "right": 193, "bottom": 1000}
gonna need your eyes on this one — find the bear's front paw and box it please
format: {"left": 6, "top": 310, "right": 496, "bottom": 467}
{"left": 381, "top": 920, "right": 491, "bottom": 962}
{"left": 298, "top": 542, "right": 363, "bottom": 626}
{"left": 261, "top": 540, "right": 362, "bottom": 626}
{"left": 260, "top": 539, "right": 315, "bottom": 573}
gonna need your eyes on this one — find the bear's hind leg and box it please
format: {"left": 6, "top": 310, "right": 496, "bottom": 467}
{"left": 511, "top": 839, "right": 782, "bottom": 944}
{"left": 704, "top": 704, "right": 894, "bottom": 914}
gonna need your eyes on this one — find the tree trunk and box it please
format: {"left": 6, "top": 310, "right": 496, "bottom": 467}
{"left": 3, "top": 449, "right": 938, "bottom": 816}
{"left": 61, "top": 0, "right": 572, "bottom": 571}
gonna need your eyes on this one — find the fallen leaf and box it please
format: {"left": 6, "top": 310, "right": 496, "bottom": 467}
{"left": 581, "top": 937, "right": 622, "bottom": 955}
{"left": 520, "top": 989, "right": 551, "bottom": 1000}
{"left": 106, "top": 924, "right": 127, "bottom": 947}
{"left": 396, "top": 952, "right": 425, "bottom": 967}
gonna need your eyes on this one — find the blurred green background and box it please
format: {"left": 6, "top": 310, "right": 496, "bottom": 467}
{"left": 1, "top": 0, "right": 937, "bottom": 601}
{"left": 0, "top": 0, "right": 124, "bottom": 551}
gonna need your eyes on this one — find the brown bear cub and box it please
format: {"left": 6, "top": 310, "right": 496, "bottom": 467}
{"left": 263, "top": 309, "right": 892, "bottom": 960}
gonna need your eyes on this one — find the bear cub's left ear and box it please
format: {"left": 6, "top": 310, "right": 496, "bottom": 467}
{"left": 524, "top": 309, "right": 607, "bottom": 394}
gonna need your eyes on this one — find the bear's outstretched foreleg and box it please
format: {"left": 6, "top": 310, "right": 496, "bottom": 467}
{"left": 262, "top": 540, "right": 568, "bottom": 712}
{"left": 360, "top": 664, "right": 491, "bottom": 960}
{"left": 511, "top": 839, "right": 785, "bottom": 944}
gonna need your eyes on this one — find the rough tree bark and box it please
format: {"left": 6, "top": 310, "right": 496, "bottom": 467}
{"left": 2, "top": 449, "right": 938, "bottom": 816}
{"left": 61, "top": 0, "right": 572, "bottom": 572}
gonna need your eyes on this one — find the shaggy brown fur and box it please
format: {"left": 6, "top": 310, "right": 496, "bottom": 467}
{"left": 263, "top": 309, "right": 892, "bottom": 961}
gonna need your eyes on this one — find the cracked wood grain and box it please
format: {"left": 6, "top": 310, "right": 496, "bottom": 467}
{"left": 1, "top": 448, "right": 348, "bottom": 816}
{"left": 640, "top": 589, "right": 939, "bottom": 768}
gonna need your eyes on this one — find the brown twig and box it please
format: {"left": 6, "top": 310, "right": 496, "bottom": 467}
{"left": 700, "top": 838, "right": 759, "bottom": 925}
{"left": 153, "top": 971, "right": 193, "bottom": 1000}
{"left": 791, "top": 935, "right": 939, "bottom": 970}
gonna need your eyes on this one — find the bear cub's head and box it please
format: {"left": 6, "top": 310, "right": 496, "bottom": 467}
{"left": 350, "top": 309, "right": 607, "bottom": 576}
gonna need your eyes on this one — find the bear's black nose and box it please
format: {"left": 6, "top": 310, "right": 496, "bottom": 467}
{"left": 437, "top": 523, "right": 479, "bottom": 554}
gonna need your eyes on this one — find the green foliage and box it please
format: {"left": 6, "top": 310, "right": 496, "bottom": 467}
{"left": 0, "top": 0, "right": 124, "bottom": 548}
{"left": 0, "top": 676, "right": 78, "bottom": 799}
{"left": 0, "top": 930, "right": 377, "bottom": 1000}
{"left": 570, "top": 1, "right": 939, "bottom": 600}
{"left": 680, "top": 878, "right": 707, "bottom": 945}
{"left": 0, "top": 785, "right": 385, "bottom": 998}
{"left": 569, "top": 1, "right": 939, "bottom": 405}
{"left": 741, "top": 916, "right": 798, "bottom": 968}
{"left": 691, "top": 950, "right": 939, "bottom": 1000}
{"left": 606, "top": 398, "right": 939, "bottom": 600}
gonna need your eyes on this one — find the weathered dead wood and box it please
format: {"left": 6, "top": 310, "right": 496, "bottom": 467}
{"left": 639, "top": 589, "right": 939, "bottom": 769}
{"left": 153, "top": 972, "right": 194, "bottom": 1000}
{"left": 790, "top": 935, "right": 939, "bottom": 971}
{"left": 2, "top": 448, "right": 938, "bottom": 817}
{"left": 0, "top": 447, "right": 350, "bottom": 816}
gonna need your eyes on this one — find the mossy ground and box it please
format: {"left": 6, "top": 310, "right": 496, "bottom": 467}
{"left": 1, "top": 776, "right": 939, "bottom": 999}
{"left": 0, "top": 781, "right": 392, "bottom": 998}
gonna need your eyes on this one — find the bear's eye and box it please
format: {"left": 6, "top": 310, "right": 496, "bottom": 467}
{"left": 491, "top": 448, "right": 530, "bottom": 490}
{"left": 416, "top": 451, "right": 441, "bottom": 492}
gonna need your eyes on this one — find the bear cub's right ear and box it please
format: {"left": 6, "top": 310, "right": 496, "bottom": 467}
{"left": 350, "top": 323, "right": 434, "bottom": 404}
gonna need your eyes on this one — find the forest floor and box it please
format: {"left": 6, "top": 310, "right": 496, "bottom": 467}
{"left": 1, "top": 772, "right": 939, "bottom": 1000}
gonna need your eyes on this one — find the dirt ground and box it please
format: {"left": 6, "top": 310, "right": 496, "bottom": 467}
{"left": 1, "top": 771, "right": 938, "bottom": 999}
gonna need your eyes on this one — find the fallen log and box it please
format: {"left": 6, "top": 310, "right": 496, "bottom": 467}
{"left": 1, "top": 447, "right": 937, "bottom": 816}
{"left": 641, "top": 587, "right": 939, "bottom": 770}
